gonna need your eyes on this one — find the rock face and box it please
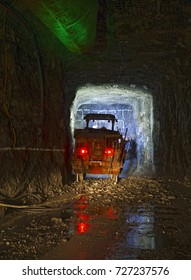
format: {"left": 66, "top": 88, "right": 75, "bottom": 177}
{"left": 0, "top": 0, "right": 190, "bottom": 198}
{"left": 0, "top": 4, "right": 69, "bottom": 198}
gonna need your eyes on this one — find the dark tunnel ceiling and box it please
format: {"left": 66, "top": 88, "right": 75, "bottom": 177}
{"left": 22, "top": 0, "right": 99, "bottom": 53}
{"left": 20, "top": 0, "right": 123, "bottom": 53}
{"left": 18, "top": 0, "right": 191, "bottom": 55}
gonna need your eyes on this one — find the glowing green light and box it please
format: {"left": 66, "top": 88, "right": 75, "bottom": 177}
{"left": 25, "top": 0, "right": 98, "bottom": 53}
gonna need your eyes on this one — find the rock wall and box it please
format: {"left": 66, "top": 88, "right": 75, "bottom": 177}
{"left": 0, "top": 4, "right": 68, "bottom": 199}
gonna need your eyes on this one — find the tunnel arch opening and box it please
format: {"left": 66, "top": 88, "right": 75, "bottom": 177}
{"left": 70, "top": 84, "right": 154, "bottom": 176}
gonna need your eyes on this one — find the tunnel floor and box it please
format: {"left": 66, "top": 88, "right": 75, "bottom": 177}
{"left": 0, "top": 177, "right": 191, "bottom": 260}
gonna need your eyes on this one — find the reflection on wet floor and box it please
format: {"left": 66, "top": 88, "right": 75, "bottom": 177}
{"left": 109, "top": 205, "right": 181, "bottom": 259}
{"left": 74, "top": 195, "right": 117, "bottom": 235}
{"left": 73, "top": 199, "right": 158, "bottom": 252}
{"left": 41, "top": 195, "right": 120, "bottom": 259}
{"left": 75, "top": 195, "right": 90, "bottom": 234}
{"left": 125, "top": 207, "right": 155, "bottom": 250}
{"left": 42, "top": 197, "right": 173, "bottom": 259}
{"left": 32, "top": 196, "right": 179, "bottom": 259}
{"left": 0, "top": 192, "right": 186, "bottom": 259}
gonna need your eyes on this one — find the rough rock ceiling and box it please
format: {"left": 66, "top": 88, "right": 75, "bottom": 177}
{"left": 102, "top": 0, "right": 191, "bottom": 51}
{"left": 6, "top": 0, "right": 190, "bottom": 55}
{"left": 19, "top": 0, "right": 98, "bottom": 53}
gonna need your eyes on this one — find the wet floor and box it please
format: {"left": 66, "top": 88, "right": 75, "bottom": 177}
{"left": 0, "top": 177, "right": 191, "bottom": 259}
{"left": 42, "top": 197, "right": 188, "bottom": 260}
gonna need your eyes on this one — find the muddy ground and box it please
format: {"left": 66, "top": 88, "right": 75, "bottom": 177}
{"left": 0, "top": 176, "right": 191, "bottom": 260}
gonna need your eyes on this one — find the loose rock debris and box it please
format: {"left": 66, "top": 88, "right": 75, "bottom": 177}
{"left": 0, "top": 176, "right": 191, "bottom": 259}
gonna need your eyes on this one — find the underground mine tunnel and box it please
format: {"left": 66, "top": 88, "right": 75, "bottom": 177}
{"left": 0, "top": 0, "right": 191, "bottom": 207}
{"left": 70, "top": 84, "right": 154, "bottom": 177}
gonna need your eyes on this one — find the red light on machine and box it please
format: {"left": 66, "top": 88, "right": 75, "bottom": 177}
{"left": 104, "top": 148, "right": 114, "bottom": 156}
{"left": 79, "top": 147, "right": 88, "bottom": 155}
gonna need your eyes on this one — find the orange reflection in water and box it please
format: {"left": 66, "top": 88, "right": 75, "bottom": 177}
{"left": 76, "top": 196, "right": 90, "bottom": 234}
{"left": 106, "top": 206, "right": 117, "bottom": 219}
{"left": 77, "top": 222, "right": 90, "bottom": 234}
{"left": 76, "top": 195, "right": 117, "bottom": 234}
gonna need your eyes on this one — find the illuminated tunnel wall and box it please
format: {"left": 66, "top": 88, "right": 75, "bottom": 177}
{"left": 70, "top": 84, "right": 154, "bottom": 176}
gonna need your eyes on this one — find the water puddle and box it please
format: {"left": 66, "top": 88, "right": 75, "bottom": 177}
{"left": 41, "top": 196, "right": 180, "bottom": 259}
{"left": 125, "top": 207, "right": 156, "bottom": 250}
{"left": 109, "top": 205, "right": 180, "bottom": 259}
{"left": 0, "top": 194, "right": 183, "bottom": 259}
